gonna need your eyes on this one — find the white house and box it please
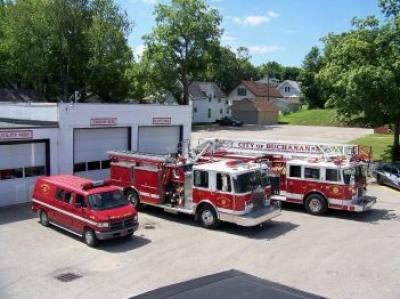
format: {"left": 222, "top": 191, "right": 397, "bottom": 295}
{"left": 189, "top": 81, "right": 230, "bottom": 123}
{"left": 277, "top": 80, "right": 301, "bottom": 98}
{"left": 0, "top": 102, "right": 192, "bottom": 207}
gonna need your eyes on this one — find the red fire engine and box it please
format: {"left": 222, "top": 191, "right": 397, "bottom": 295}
{"left": 108, "top": 151, "right": 281, "bottom": 228}
{"left": 194, "top": 138, "right": 377, "bottom": 215}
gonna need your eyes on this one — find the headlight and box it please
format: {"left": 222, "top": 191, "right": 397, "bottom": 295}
{"left": 133, "top": 214, "right": 138, "bottom": 222}
{"left": 244, "top": 201, "right": 253, "bottom": 212}
{"left": 264, "top": 198, "right": 271, "bottom": 207}
{"left": 96, "top": 222, "right": 110, "bottom": 228}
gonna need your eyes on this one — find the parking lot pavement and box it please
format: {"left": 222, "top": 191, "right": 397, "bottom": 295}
{"left": 191, "top": 124, "right": 373, "bottom": 145}
{"left": 1, "top": 182, "right": 400, "bottom": 299}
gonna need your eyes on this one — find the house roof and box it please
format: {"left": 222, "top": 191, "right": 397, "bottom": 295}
{"left": 233, "top": 97, "right": 279, "bottom": 112}
{"left": 0, "top": 88, "right": 48, "bottom": 103}
{"left": 278, "top": 80, "right": 301, "bottom": 91}
{"left": 189, "top": 81, "right": 226, "bottom": 98}
{"left": 241, "top": 81, "right": 283, "bottom": 98}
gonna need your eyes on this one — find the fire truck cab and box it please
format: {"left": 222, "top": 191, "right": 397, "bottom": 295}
{"left": 109, "top": 151, "right": 281, "bottom": 228}
{"left": 280, "top": 159, "right": 376, "bottom": 215}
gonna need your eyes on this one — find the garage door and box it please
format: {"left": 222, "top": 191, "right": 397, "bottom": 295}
{"left": 74, "top": 128, "right": 129, "bottom": 180}
{"left": 138, "top": 126, "right": 181, "bottom": 155}
{"left": 232, "top": 111, "right": 258, "bottom": 124}
{"left": 0, "top": 141, "right": 48, "bottom": 207}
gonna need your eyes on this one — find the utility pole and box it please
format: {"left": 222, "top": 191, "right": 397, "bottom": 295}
{"left": 267, "top": 72, "right": 270, "bottom": 102}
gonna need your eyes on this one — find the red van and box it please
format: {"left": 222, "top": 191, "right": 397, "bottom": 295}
{"left": 32, "top": 175, "right": 138, "bottom": 247}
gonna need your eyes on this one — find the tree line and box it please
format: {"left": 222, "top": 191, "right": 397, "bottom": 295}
{"left": 0, "top": 0, "right": 300, "bottom": 104}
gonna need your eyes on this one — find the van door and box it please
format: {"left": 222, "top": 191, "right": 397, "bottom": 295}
{"left": 71, "top": 193, "right": 88, "bottom": 235}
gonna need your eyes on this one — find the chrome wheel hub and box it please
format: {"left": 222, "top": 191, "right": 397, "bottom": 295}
{"left": 201, "top": 210, "right": 214, "bottom": 226}
{"left": 309, "top": 198, "right": 321, "bottom": 212}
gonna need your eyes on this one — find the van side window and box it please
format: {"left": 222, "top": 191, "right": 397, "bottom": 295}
{"left": 194, "top": 170, "right": 209, "bottom": 188}
{"left": 64, "top": 192, "right": 73, "bottom": 204}
{"left": 326, "top": 168, "right": 340, "bottom": 182}
{"left": 55, "top": 189, "right": 65, "bottom": 201}
{"left": 216, "top": 173, "right": 231, "bottom": 192}
{"left": 305, "top": 168, "right": 320, "bottom": 180}
{"left": 75, "top": 194, "right": 86, "bottom": 207}
{"left": 289, "top": 165, "right": 302, "bottom": 178}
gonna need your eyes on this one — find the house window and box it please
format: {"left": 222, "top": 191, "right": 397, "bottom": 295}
{"left": 218, "top": 98, "right": 221, "bottom": 103}
{"left": 225, "top": 99, "right": 229, "bottom": 105}
{"left": 226, "top": 108, "right": 230, "bottom": 114}
{"left": 193, "top": 107, "right": 197, "bottom": 113}
{"left": 237, "top": 88, "right": 247, "bottom": 96}
{"left": 208, "top": 108, "right": 211, "bottom": 119}
{"left": 208, "top": 96, "right": 212, "bottom": 102}
{"left": 220, "top": 109, "right": 223, "bottom": 114}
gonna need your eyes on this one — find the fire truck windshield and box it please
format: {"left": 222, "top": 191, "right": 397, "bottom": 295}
{"left": 342, "top": 165, "right": 366, "bottom": 185}
{"left": 234, "top": 169, "right": 270, "bottom": 193}
{"left": 88, "top": 191, "right": 128, "bottom": 211}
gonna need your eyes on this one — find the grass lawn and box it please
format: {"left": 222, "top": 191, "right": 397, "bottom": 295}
{"left": 279, "top": 108, "right": 342, "bottom": 126}
{"left": 350, "top": 134, "right": 395, "bottom": 161}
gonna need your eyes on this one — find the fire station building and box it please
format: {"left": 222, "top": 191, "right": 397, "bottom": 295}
{"left": 0, "top": 103, "right": 192, "bottom": 207}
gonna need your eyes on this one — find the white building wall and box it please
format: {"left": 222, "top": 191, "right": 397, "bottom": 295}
{"left": 0, "top": 103, "right": 58, "bottom": 121}
{"left": 228, "top": 83, "right": 256, "bottom": 102}
{"left": 57, "top": 103, "right": 192, "bottom": 174}
{"left": 192, "top": 97, "right": 230, "bottom": 123}
{"left": 278, "top": 82, "right": 301, "bottom": 98}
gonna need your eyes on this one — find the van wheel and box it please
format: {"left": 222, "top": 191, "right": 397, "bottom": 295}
{"left": 39, "top": 210, "right": 49, "bottom": 227}
{"left": 305, "top": 194, "right": 328, "bottom": 215}
{"left": 125, "top": 189, "right": 140, "bottom": 209}
{"left": 84, "top": 228, "right": 98, "bottom": 247}
{"left": 198, "top": 205, "right": 220, "bottom": 229}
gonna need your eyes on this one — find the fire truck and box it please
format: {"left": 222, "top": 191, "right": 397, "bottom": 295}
{"left": 108, "top": 151, "right": 281, "bottom": 229}
{"left": 193, "top": 138, "right": 377, "bottom": 215}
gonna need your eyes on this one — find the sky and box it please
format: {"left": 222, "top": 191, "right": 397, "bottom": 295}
{"left": 117, "top": 0, "right": 383, "bottom": 67}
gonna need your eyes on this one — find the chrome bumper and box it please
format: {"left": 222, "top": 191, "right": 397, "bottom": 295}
{"left": 352, "top": 196, "right": 377, "bottom": 212}
{"left": 219, "top": 205, "right": 281, "bottom": 227}
{"left": 95, "top": 222, "right": 139, "bottom": 240}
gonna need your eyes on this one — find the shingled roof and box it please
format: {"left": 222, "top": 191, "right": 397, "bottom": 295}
{"left": 0, "top": 88, "right": 48, "bottom": 103}
{"left": 241, "top": 81, "right": 283, "bottom": 98}
{"left": 189, "top": 81, "right": 226, "bottom": 98}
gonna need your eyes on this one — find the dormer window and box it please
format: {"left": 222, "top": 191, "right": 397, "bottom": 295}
{"left": 237, "top": 88, "right": 246, "bottom": 96}
{"left": 208, "top": 96, "right": 212, "bottom": 102}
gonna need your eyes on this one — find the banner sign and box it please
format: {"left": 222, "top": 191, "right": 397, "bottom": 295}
{"left": 152, "top": 117, "right": 171, "bottom": 125}
{"left": 90, "top": 117, "right": 117, "bottom": 127}
{"left": 0, "top": 130, "right": 33, "bottom": 141}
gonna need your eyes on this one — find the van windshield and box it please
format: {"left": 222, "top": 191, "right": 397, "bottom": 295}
{"left": 88, "top": 191, "right": 128, "bottom": 211}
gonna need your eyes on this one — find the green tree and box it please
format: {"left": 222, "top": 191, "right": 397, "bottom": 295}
{"left": 281, "top": 66, "right": 301, "bottom": 81}
{"left": 298, "top": 47, "right": 325, "bottom": 108}
{"left": 319, "top": 4, "right": 400, "bottom": 161}
{"left": 144, "top": 0, "right": 222, "bottom": 104}
{"left": 257, "top": 61, "right": 283, "bottom": 81}
{"left": 0, "top": 0, "right": 133, "bottom": 101}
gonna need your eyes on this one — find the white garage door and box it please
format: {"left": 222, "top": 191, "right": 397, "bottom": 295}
{"left": 138, "top": 126, "right": 181, "bottom": 154}
{"left": 0, "top": 142, "right": 47, "bottom": 207}
{"left": 74, "top": 128, "right": 129, "bottom": 180}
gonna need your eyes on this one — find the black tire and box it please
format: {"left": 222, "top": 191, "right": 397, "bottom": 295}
{"left": 377, "top": 174, "right": 383, "bottom": 185}
{"left": 39, "top": 210, "right": 49, "bottom": 227}
{"left": 125, "top": 189, "right": 140, "bottom": 209}
{"left": 197, "top": 204, "right": 220, "bottom": 229}
{"left": 304, "top": 194, "right": 328, "bottom": 216}
{"left": 83, "top": 228, "right": 98, "bottom": 247}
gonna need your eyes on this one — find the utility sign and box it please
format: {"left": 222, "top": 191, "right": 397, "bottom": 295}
{"left": 152, "top": 117, "right": 171, "bottom": 125}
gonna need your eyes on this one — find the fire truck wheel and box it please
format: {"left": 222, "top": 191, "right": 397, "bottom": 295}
{"left": 125, "top": 189, "right": 140, "bottom": 209}
{"left": 39, "top": 210, "right": 49, "bottom": 227}
{"left": 305, "top": 194, "right": 328, "bottom": 215}
{"left": 84, "top": 228, "right": 98, "bottom": 247}
{"left": 198, "top": 205, "right": 220, "bottom": 229}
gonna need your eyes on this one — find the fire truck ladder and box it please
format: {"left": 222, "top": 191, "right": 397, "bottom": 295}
{"left": 194, "top": 138, "right": 367, "bottom": 161}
